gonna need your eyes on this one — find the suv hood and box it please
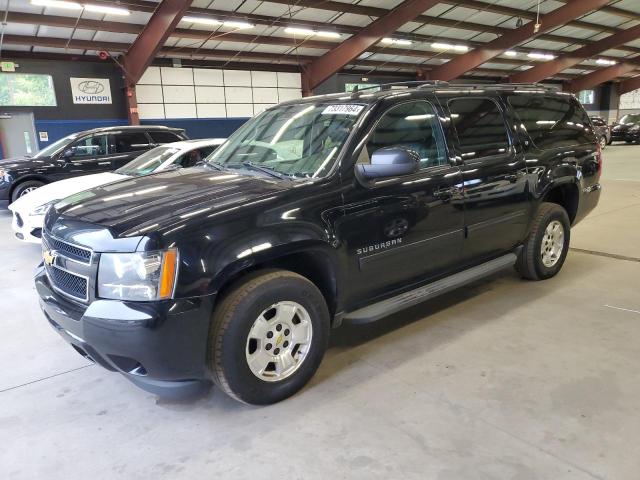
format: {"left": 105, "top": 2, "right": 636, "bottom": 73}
{"left": 0, "top": 155, "right": 54, "bottom": 172}
{"left": 53, "top": 167, "right": 293, "bottom": 238}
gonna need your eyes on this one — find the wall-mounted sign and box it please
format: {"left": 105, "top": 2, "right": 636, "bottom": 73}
{"left": 70, "top": 77, "right": 112, "bottom": 104}
{"left": 1, "top": 61, "right": 16, "bottom": 72}
{"left": 39, "top": 131, "right": 49, "bottom": 142}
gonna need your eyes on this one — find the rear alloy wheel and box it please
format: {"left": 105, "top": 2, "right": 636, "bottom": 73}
{"left": 599, "top": 136, "right": 607, "bottom": 149}
{"left": 11, "top": 180, "right": 44, "bottom": 203}
{"left": 209, "top": 270, "right": 329, "bottom": 405}
{"left": 516, "top": 202, "right": 570, "bottom": 280}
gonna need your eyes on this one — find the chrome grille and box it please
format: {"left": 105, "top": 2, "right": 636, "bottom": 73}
{"left": 48, "top": 266, "right": 88, "bottom": 301}
{"left": 46, "top": 236, "right": 92, "bottom": 264}
{"left": 42, "top": 233, "right": 93, "bottom": 303}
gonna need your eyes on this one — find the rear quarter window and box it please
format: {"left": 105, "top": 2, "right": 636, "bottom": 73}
{"left": 149, "top": 131, "right": 184, "bottom": 144}
{"left": 508, "top": 94, "right": 594, "bottom": 150}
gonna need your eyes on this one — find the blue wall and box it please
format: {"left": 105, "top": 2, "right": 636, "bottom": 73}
{"left": 34, "top": 117, "right": 250, "bottom": 149}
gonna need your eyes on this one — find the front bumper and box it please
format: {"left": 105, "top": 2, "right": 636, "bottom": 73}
{"left": 624, "top": 130, "right": 640, "bottom": 142}
{"left": 35, "top": 266, "right": 215, "bottom": 398}
{"left": 9, "top": 208, "right": 43, "bottom": 243}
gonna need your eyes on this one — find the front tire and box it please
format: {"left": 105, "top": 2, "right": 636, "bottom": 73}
{"left": 11, "top": 180, "right": 44, "bottom": 202}
{"left": 209, "top": 270, "right": 330, "bottom": 405}
{"left": 599, "top": 136, "right": 607, "bottom": 149}
{"left": 516, "top": 202, "right": 570, "bottom": 281}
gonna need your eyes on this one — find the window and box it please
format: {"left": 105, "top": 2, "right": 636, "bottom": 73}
{"left": 508, "top": 94, "right": 593, "bottom": 150}
{"left": 68, "top": 134, "right": 109, "bottom": 157}
{"left": 578, "top": 90, "right": 595, "bottom": 105}
{"left": 590, "top": 117, "right": 605, "bottom": 127}
{"left": 0, "top": 73, "right": 56, "bottom": 107}
{"left": 448, "top": 98, "right": 509, "bottom": 161}
{"left": 149, "top": 130, "right": 183, "bottom": 144}
{"left": 114, "top": 132, "right": 150, "bottom": 153}
{"left": 365, "top": 101, "right": 446, "bottom": 169}
{"left": 179, "top": 148, "right": 207, "bottom": 168}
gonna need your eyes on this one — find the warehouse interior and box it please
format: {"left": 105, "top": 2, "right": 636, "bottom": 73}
{"left": 1, "top": 0, "right": 640, "bottom": 478}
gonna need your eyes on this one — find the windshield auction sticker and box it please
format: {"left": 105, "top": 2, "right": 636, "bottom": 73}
{"left": 322, "top": 104, "right": 365, "bottom": 115}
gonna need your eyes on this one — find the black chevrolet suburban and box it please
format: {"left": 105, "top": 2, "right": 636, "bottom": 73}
{"left": 0, "top": 125, "right": 187, "bottom": 203}
{"left": 35, "top": 83, "right": 602, "bottom": 405}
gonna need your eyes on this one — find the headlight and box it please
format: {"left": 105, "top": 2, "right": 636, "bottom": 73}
{"left": 98, "top": 249, "right": 178, "bottom": 301}
{"left": 630, "top": 125, "right": 640, "bottom": 131}
{"left": 31, "top": 201, "right": 56, "bottom": 216}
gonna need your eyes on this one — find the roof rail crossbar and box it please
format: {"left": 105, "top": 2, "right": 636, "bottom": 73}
{"left": 352, "top": 80, "right": 450, "bottom": 92}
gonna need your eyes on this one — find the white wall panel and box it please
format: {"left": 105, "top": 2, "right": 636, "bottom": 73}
{"left": 136, "top": 84, "right": 164, "bottom": 103}
{"left": 164, "top": 103, "right": 197, "bottom": 118}
{"left": 197, "top": 104, "right": 227, "bottom": 118}
{"left": 252, "top": 87, "right": 279, "bottom": 104}
{"left": 195, "top": 86, "right": 226, "bottom": 103}
{"left": 620, "top": 89, "right": 640, "bottom": 109}
{"left": 227, "top": 104, "right": 254, "bottom": 117}
{"left": 225, "top": 86, "right": 253, "bottom": 103}
{"left": 138, "top": 103, "right": 165, "bottom": 119}
{"left": 160, "top": 67, "right": 194, "bottom": 85}
{"left": 162, "top": 85, "right": 196, "bottom": 103}
{"left": 194, "top": 68, "right": 224, "bottom": 86}
{"left": 254, "top": 104, "right": 276, "bottom": 115}
{"left": 223, "top": 69, "right": 252, "bottom": 86}
{"left": 138, "top": 66, "right": 161, "bottom": 85}
{"left": 278, "top": 88, "right": 302, "bottom": 102}
{"left": 277, "top": 72, "right": 302, "bottom": 88}
{"left": 252, "top": 71, "right": 278, "bottom": 87}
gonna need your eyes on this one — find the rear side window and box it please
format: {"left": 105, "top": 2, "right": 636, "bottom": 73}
{"left": 114, "top": 132, "right": 150, "bottom": 153}
{"left": 590, "top": 117, "right": 605, "bottom": 127}
{"left": 508, "top": 94, "right": 593, "bottom": 149}
{"left": 149, "top": 130, "right": 183, "bottom": 144}
{"left": 366, "top": 101, "right": 447, "bottom": 169}
{"left": 448, "top": 98, "right": 510, "bottom": 161}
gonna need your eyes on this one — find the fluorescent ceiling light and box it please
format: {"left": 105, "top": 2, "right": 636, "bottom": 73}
{"left": 84, "top": 4, "right": 130, "bottom": 15}
{"left": 432, "top": 42, "right": 468, "bottom": 52}
{"left": 316, "top": 31, "right": 341, "bottom": 39}
{"left": 285, "top": 27, "right": 314, "bottom": 36}
{"left": 595, "top": 58, "right": 616, "bottom": 65}
{"left": 504, "top": 50, "right": 518, "bottom": 57}
{"left": 527, "top": 52, "right": 555, "bottom": 60}
{"left": 381, "top": 37, "right": 412, "bottom": 45}
{"left": 183, "top": 16, "right": 222, "bottom": 25}
{"left": 31, "top": 0, "right": 82, "bottom": 9}
{"left": 222, "top": 20, "right": 254, "bottom": 29}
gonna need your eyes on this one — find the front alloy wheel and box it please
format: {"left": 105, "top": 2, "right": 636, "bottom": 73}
{"left": 245, "top": 301, "right": 313, "bottom": 382}
{"left": 209, "top": 270, "right": 330, "bottom": 405}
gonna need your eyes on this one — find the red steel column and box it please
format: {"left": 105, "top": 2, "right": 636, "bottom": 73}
{"left": 567, "top": 63, "right": 640, "bottom": 93}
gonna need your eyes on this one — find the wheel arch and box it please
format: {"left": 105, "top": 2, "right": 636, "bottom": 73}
{"left": 213, "top": 242, "right": 342, "bottom": 323}
{"left": 541, "top": 181, "right": 579, "bottom": 224}
{"left": 9, "top": 175, "right": 49, "bottom": 199}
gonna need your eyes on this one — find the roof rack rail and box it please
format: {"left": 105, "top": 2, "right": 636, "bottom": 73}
{"left": 352, "top": 80, "right": 449, "bottom": 92}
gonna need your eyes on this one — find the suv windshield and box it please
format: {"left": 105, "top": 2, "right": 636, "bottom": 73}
{"left": 33, "top": 133, "right": 79, "bottom": 158}
{"left": 205, "top": 102, "right": 365, "bottom": 178}
{"left": 620, "top": 114, "right": 640, "bottom": 125}
{"left": 116, "top": 146, "right": 180, "bottom": 176}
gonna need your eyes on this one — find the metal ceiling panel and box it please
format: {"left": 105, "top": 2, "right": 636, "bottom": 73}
{"left": 2, "top": 46, "right": 32, "bottom": 52}
{"left": 480, "top": 62, "right": 514, "bottom": 70}
{"left": 33, "top": 46, "right": 85, "bottom": 54}
{"left": 357, "top": 0, "right": 404, "bottom": 8}
{"left": 537, "top": 1, "right": 565, "bottom": 15}
{"left": 601, "top": 49, "right": 633, "bottom": 57}
{"left": 580, "top": 11, "right": 632, "bottom": 28}
{"left": 465, "top": 11, "right": 511, "bottom": 26}
{"left": 397, "top": 21, "right": 424, "bottom": 33}
{"left": 521, "top": 38, "right": 570, "bottom": 50}
{"left": 250, "top": 3, "right": 297, "bottom": 17}
{"left": 549, "top": 25, "right": 602, "bottom": 39}
{"left": 285, "top": 47, "right": 327, "bottom": 56}
{"left": 0, "top": 0, "right": 40, "bottom": 14}
{"left": 71, "top": 29, "right": 97, "bottom": 41}
{"left": 626, "top": 39, "right": 640, "bottom": 49}
{"left": 472, "top": 32, "right": 499, "bottom": 42}
{"left": 1, "top": 23, "right": 38, "bottom": 36}
{"left": 249, "top": 44, "right": 292, "bottom": 54}
{"left": 92, "top": 31, "right": 138, "bottom": 43}
{"left": 36, "top": 25, "right": 74, "bottom": 37}
{"left": 427, "top": 27, "right": 480, "bottom": 40}
{"left": 212, "top": 0, "right": 257, "bottom": 11}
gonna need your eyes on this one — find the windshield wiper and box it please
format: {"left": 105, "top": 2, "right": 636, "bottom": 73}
{"left": 203, "top": 161, "right": 226, "bottom": 171}
{"left": 228, "top": 161, "right": 291, "bottom": 180}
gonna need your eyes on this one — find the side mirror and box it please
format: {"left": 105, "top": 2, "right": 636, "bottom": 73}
{"left": 356, "top": 147, "right": 420, "bottom": 180}
{"left": 61, "top": 148, "right": 75, "bottom": 160}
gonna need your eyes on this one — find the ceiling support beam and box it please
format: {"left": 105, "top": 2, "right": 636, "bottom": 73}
{"left": 302, "top": 0, "right": 440, "bottom": 92}
{"left": 427, "top": 0, "right": 611, "bottom": 81}
{"left": 510, "top": 24, "right": 640, "bottom": 83}
{"left": 619, "top": 75, "right": 640, "bottom": 95}
{"left": 123, "top": 0, "right": 192, "bottom": 85}
{"left": 567, "top": 63, "right": 640, "bottom": 93}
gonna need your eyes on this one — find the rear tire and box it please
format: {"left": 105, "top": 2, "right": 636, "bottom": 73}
{"left": 11, "top": 180, "right": 44, "bottom": 203}
{"left": 208, "top": 269, "right": 330, "bottom": 405}
{"left": 516, "top": 202, "right": 570, "bottom": 281}
{"left": 599, "top": 136, "right": 606, "bottom": 149}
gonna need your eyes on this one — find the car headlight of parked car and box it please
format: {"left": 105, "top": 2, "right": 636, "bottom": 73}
{"left": 98, "top": 249, "right": 178, "bottom": 301}
{"left": 630, "top": 125, "right": 640, "bottom": 132}
{"left": 30, "top": 201, "right": 56, "bottom": 216}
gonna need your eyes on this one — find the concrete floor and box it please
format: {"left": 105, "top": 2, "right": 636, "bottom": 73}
{"left": 1, "top": 146, "right": 639, "bottom": 480}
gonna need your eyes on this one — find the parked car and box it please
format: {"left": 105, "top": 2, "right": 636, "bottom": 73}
{"left": 610, "top": 113, "right": 640, "bottom": 144}
{"left": 9, "top": 139, "right": 225, "bottom": 243}
{"left": 0, "top": 125, "right": 188, "bottom": 203}
{"left": 589, "top": 116, "right": 611, "bottom": 147}
{"left": 35, "top": 83, "right": 602, "bottom": 405}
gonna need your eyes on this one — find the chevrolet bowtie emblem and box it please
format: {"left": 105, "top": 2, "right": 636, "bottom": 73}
{"left": 43, "top": 249, "right": 56, "bottom": 267}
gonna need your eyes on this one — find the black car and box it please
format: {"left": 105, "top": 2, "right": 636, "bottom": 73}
{"left": 35, "top": 83, "right": 602, "bottom": 405}
{"left": 610, "top": 113, "right": 640, "bottom": 144}
{"left": 0, "top": 125, "right": 187, "bottom": 203}
{"left": 589, "top": 116, "right": 611, "bottom": 147}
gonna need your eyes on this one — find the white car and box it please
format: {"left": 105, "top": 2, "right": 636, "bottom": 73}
{"left": 9, "top": 138, "right": 225, "bottom": 243}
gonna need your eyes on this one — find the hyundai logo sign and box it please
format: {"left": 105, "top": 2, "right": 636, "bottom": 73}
{"left": 70, "top": 77, "right": 112, "bottom": 104}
